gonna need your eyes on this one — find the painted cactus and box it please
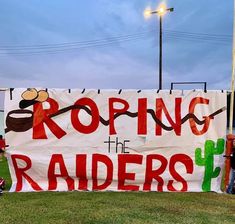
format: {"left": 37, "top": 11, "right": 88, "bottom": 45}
{"left": 195, "top": 138, "right": 225, "bottom": 192}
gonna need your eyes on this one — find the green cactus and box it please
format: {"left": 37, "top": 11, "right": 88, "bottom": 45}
{"left": 195, "top": 138, "right": 225, "bottom": 192}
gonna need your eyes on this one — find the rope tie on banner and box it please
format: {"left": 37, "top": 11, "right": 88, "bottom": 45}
{"left": 204, "top": 85, "right": 207, "bottom": 93}
{"left": 4, "top": 88, "right": 230, "bottom": 99}
{"left": 10, "top": 88, "right": 14, "bottom": 100}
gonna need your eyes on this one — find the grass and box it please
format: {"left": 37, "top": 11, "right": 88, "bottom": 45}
{"left": 0, "top": 156, "right": 12, "bottom": 190}
{"left": 0, "top": 157, "right": 235, "bottom": 224}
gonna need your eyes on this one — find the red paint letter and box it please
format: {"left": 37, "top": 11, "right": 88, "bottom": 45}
{"left": 138, "top": 98, "right": 147, "bottom": 135}
{"left": 167, "top": 154, "right": 193, "bottom": 192}
{"left": 33, "top": 98, "right": 66, "bottom": 139}
{"left": 71, "top": 98, "right": 100, "bottom": 134}
{"left": 109, "top": 98, "right": 129, "bottom": 135}
{"left": 92, "top": 154, "right": 113, "bottom": 190}
{"left": 76, "top": 154, "right": 88, "bottom": 190}
{"left": 11, "top": 154, "right": 42, "bottom": 192}
{"left": 48, "top": 154, "right": 74, "bottom": 191}
{"left": 189, "top": 97, "right": 211, "bottom": 135}
{"left": 118, "top": 154, "right": 143, "bottom": 191}
{"left": 156, "top": 98, "right": 182, "bottom": 136}
{"left": 143, "top": 154, "right": 167, "bottom": 192}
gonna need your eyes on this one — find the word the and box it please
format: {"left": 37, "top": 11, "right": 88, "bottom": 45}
{"left": 104, "top": 137, "right": 130, "bottom": 153}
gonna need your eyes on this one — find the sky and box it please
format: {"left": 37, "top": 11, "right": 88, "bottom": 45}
{"left": 0, "top": 0, "right": 233, "bottom": 104}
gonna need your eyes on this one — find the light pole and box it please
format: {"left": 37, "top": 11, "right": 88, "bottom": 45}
{"left": 144, "top": 5, "right": 174, "bottom": 90}
{"left": 229, "top": 0, "right": 235, "bottom": 134}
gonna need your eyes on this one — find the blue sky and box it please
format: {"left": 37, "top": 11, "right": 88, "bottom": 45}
{"left": 0, "top": 0, "right": 233, "bottom": 96}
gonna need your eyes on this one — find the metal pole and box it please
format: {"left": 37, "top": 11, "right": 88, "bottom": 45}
{"left": 159, "top": 15, "right": 163, "bottom": 90}
{"left": 229, "top": 0, "right": 235, "bottom": 134}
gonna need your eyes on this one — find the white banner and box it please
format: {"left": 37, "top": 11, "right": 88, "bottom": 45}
{"left": 4, "top": 88, "right": 227, "bottom": 192}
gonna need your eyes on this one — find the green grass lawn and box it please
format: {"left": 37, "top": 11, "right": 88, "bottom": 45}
{"left": 0, "top": 156, "right": 12, "bottom": 190}
{"left": 0, "top": 157, "right": 235, "bottom": 224}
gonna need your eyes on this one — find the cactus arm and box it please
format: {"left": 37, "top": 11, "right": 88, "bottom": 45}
{"left": 195, "top": 148, "right": 205, "bottom": 166}
{"left": 213, "top": 139, "right": 225, "bottom": 154}
{"left": 212, "top": 167, "right": 221, "bottom": 178}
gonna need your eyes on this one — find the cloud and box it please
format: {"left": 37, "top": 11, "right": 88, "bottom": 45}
{"left": 0, "top": 0, "right": 233, "bottom": 93}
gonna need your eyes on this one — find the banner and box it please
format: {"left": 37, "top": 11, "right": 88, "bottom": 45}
{"left": 4, "top": 88, "right": 227, "bottom": 192}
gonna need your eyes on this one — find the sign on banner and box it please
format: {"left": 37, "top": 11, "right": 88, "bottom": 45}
{"left": 4, "top": 88, "right": 227, "bottom": 192}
